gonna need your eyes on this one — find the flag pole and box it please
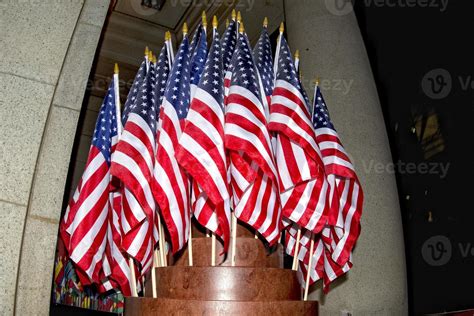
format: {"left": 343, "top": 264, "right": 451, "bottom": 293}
{"left": 273, "top": 22, "right": 284, "bottom": 83}
{"left": 114, "top": 63, "right": 138, "bottom": 298}
{"left": 311, "top": 78, "right": 321, "bottom": 118}
{"left": 294, "top": 49, "right": 300, "bottom": 72}
{"left": 303, "top": 233, "right": 315, "bottom": 301}
{"left": 157, "top": 214, "right": 166, "bottom": 266}
{"left": 188, "top": 224, "right": 193, "bottom": 266}
{"left": 211, "top": 233, "right": 216, "bottom": 266}
{"left": 292, "top": 227, "right": 302, "bottom": 271}
{"left": 129, "top": 258, "right": 138, "bottom": 297}
{"left": 231, "top": 213, "right": 237, "bottom": 266}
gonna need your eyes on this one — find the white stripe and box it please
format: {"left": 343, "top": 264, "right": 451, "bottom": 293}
{"left": 225, "top": 123, "right": 277, "bottom": 178}
{"left": 70, "top": 202, "right": 108, "bottom": 264}
{"left": 307, "top": 178, "right": 328, "bottom": 231}
{"left": 127, "top": 113, "right": 156, "bottom": 159}
{"left": 179, "top": 134, "right": 229, "bottom": 201}
{"left": 185, "top": 108, "right": 224, "bottom": 159}
{"left": 332, "top": 182, "right": 360, "bottom": 261}
{"left": 120, "top": 129, "right": 154, "bottom": 175}
{"left": 270, "top": 112, "right": 319, "bottom": 154}
{"left": 154, "top": 162, "right": 185, "bottom": 249}
{"left": 66, "top": 165, "right": 109, "bottom": 235}
{"left": 158, "top": 129, "right": 188, "bottom": 205}
{"left": 113, "top": 151, "right": 156, "bottom": 212}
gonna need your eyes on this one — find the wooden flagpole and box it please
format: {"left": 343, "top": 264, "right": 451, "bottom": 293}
{"left": 128, "top": 258, "right": 138, "bottom": 297}
{"left": 159, "top": 219, "right": 167, "bottom": 266}
{"left": 292, "top": 228, "right": 302, "bottom": 271}
{"left": 303, "top": 233, "right": 315, "bottom": 301}
{"left": 114, "top": 63, "right": 139, "bottom": 298}
{"left": 188, "top": 225, "right": 193, "bottom": 266}
{"left": 211, "top": 233, "right": 216, "bottom": 266}
{"left": 231, "top": 213, "right": 237, "bottom": 266}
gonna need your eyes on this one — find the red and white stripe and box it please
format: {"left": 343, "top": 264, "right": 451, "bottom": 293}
{"left": 315, "top": 125, "right": 363, "bottom": 266}
{"left": 225, "top": 82, "right": 281, "bottom": 244}
{"left": 176, "top": 88, "right": 231, "bottom": 251}
{"left": 269, "top": 80, "right": 329, "bottom": 232}
{"left": 153, "top": 98, "right": 190, "bottom": 253}
{"left": 64, "top": 146, "right": 112, "bottom": 282}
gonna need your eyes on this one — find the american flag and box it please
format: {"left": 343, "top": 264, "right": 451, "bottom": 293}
{"left": 225, "top": 29, "right": 281, "bottom": 244}
{"left": 61, "top": 78, "right": 119, "bottom": 282}
{"left": 154, "top": 33, "right": 192, "bottom": 253}
{"left": 286, "top": 226, "right": 352, "bottom": 292}
{"left": 176, "top": 27, "right": 231, "bottom": 251}
{"left": 269, "top": 35, "right": 328, "bottom": 233}
{"left": 253, "top": 25, "right": 274, "bottom": 106}
{"left": 110, "top": 55, "right": 158, "bottom": 274}
{"left": 312, "top": 86, "right": 363, "bottom": 266}
{"left": 190, "top": 24, "right": 208, "bottom": 98}
{"left": 122, "top": 59, "right": 147, "bottom": 124}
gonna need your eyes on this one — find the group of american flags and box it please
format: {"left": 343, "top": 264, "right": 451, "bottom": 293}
{"left": 60, "top": 13, "right": 363, "bottom": 297}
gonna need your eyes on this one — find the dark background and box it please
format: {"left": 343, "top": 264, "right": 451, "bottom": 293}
{"left": 353, "top": 0, "right": 474, "bottom": 314}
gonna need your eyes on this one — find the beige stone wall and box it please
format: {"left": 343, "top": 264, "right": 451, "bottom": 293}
{"left": 0, "top": 1, "right": 109, "bottom": 315}
{"left": 284, "top": 0, "right": 408, "bottom": 314}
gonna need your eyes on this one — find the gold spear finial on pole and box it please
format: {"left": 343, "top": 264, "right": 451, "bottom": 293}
{"left": 202, "top": 11, "right": 207, "bottom": 27}
{"left": 237, "top": 11, "right": 242, "bottom": 23}
{"left": 263, "top": 17, "right": 268, "bottom": 28}
{"left": 295, "top": 49, "right": 300, "bottom": 59}
{"left": 239, "top": 21, "right": 245, "bottom": 33}
{"left": 165, "top": 31, "right": 170, "bottom": 41}
{"left": 145, "top": 46, "right": 149, "bottom": 56}
{"left": 279, "top": 22, "right": 284, "bottom": 33}
{"left": 114, "top": 63, "right": 119, "bottom": 74}
{"left": 183, "top": 22, "right": 188, "bottom": 35}
{"left": 231, "top": 9, "right": 236, "bottom": 20}
{"left": 212, "top": 15, "right": 218, "bottom": 28}
{"left": 314, "top": 77, "right": 320, "bottom": 86}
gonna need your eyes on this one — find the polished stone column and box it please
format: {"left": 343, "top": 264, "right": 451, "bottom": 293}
{"left": 284, "top": 0, "right": 408, "bottom": 314}
{"left": 0, "top": 0, "right": 109, "bottom": 314}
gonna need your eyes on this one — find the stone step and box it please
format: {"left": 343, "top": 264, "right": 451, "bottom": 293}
{"left": 171, "top": 237, "right": 283, "bottom": 268}
{"left": 125, "top": 297, "right": 318, "bottom": 316}
{"left": 145, "top": 266, "right": 300, "bottom": 301}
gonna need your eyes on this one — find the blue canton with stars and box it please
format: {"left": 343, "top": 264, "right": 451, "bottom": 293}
{"left": 230, "top": 32, "right": 261, "bottom": 100}
{"left": 198, "top": 29, "right": 224, "bottom": 109}
{"left": 154, "top": 44, "right": 171, "bottom": 113}
{"left": 276, "top": 36, "right": 311, "bottom": 110}
{"left": 164, "top": 35, "right": 191, "bottom": 120}
{"left": 312, "top": 86, "right": 335, "bottom": 130}
{"left": 122, "top": 58, "right": 147, "bottom": 124}
{"left": 126, "top": 57, "right": 158, "bottom": 135}
{"left": 92, "top": 78, "right": 119, "bottom": 165}
{"left": 189, "top": 24, "right": 202, "bottom": 58}
{"left": 221, "top": 20, "right": 237, "bottom": 72}
{"left": 253, "top": 27, "right": 274, "bottom": 97}
{"left": 190, "top": 25, "right": 208, "bottom": 87}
